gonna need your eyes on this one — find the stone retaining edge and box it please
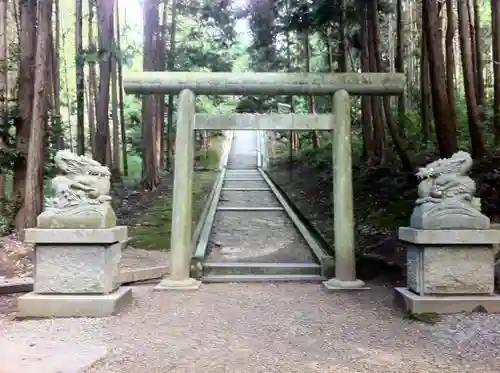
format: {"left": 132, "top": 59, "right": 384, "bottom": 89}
{"left": 260, "top": 169, "right": 334, "bottom": 279}
{"left": 191, "top": 132, "right": 233, "bottom": 254}
{"left": 0, "top": 265, "right": 170, "bottom": 295}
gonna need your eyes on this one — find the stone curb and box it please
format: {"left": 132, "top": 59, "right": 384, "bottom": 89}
{"left": 0, "top": 265, "right": 170, "bottom": 295}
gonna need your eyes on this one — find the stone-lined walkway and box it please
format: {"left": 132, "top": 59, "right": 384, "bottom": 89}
{"left": 206, "top": 131, "right": 316, "bottom": 267}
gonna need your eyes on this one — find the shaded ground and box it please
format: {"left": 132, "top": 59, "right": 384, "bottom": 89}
{"left": 120, "top": 170, "right": 219, "bottom": 250}
{"left": 0, "top": 135, "right": 226, "bottom": 281}
{"left": 1, "top": 283, "right": 500, "bottom": 372}
{"left": 0, "top": 234, "right": 33, "bottom": 280}
{"left": 267, "top": 142, "right": 500, "bottom": 283}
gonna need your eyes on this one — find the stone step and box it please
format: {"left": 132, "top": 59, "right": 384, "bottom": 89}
{"left": 201, "top": 274, "right": 326, "bottom": 283}
{"left": 221, "top": 188, "right": 270, "bottom": 191}
{"left": 223, "top": 180, "right": 269, "bottom": 189}
{"left": 223, "top": 175, "right": 262, "bottom": 180}
{"left": 224, "top": 178, "right": 263, "bottom": 181}
{"left": 0, "top": 277, "right": 34, "bottom": 295}
{"left": 203, "top": 262, "right": 321, "bottom": 277}
{"left": 216, "top": 206, "right": 284, "bottom": 211}
{"left": 208, "top": 210, "right": 317, "bottom": 264}
{"left": 225, "top": 169, "right": 260, "bottom": 173}
{"left": 226, "top": 166, "right": 258, "bottom": 169}
{"left": 219, "top": 190, "right": 281, "bottom": 208}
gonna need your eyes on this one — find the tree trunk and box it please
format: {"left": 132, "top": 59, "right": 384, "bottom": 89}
{"left": 116, "top": 0, "right": 128, "bottom": 176}
{"left": 420, "top": 30, "right": 432, "bottom": 144}
{"left": 14, "top": 0, "right": 37, "bottom": 230}
{"left": 445, "top": 0, "right": 458, "bottom": 131}
{"left": 142, "top": 0, "right": 160, "bottom": 190}
{"left": 372, "top": 0, "right": 412, "bottom": 171}
{"left": 95, "top": 0, "right": 113, "bottom": 166}
{"left": 338, "top": 0, "right": 347, "bottom": 72}
{"left": 20, "top": 0, "right": 52, "bottom": 229}
{"left": 422, "top": 0, "right": 457, "bottom": 157}
{"left": 158, "top": 0, "right": 169, "bottom": 169}
{"left": 396, "top": 0, "right": 405, "bottom": 136}
{"left": 153, "top": 12, "right": 163, "bottom": 170}
{"left": 457, "top": 0, "right": 485, "bottom": 157}
{"left": 75, "top": 0, "right": 85, "bottom": 155}
{"left": 285, "top": 0, "right": 293, "bottom": 179}
{"left": 88, "top": 0, "right": 97, "bottom": 156}
{"left": 472, "top": 0, "right": 485, "bottom": 106}
{"left": 111, "top": 42, "right": 120, "bottom": 177}
{"left": 466, "top": 0, "right": 478, "bottom": 82}
{"left": 62, "top": 30, "right": 73, "bottom": 151}
{"left": 367, "top": 2, "right": 385, "bottom": 163}
{"left": 166, "top": 0, "right": 177, "bottom": 171}
{"left": 492, "top": 0, "right": 500, "bottom": 144}
{"left": 52, "top": 0, "right": 63, "bottom": 150}
{"left": 360, "top": 3, "right": 374, "bottom": 161}
{"left": 0, "top": 0, "right": 7, "bottom": 211}
{"left": 304, "top": 30, "right": 319, "bottom": 149}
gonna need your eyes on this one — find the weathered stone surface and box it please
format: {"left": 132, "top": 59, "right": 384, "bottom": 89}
{"left": 195, "top": 113, "right": 335, "bottom": 131}
{"left": 17, "top": 287, "right": 132, "bottom": 318}
{"left": 219, "top": 190, "right": 280, "bottom": 208}
{"left": 40, "top": 150, "right": 116, "bottom": 229}
{"left": 207, "top": 210, "right": 316, "bottom": 263}
{"left": 495, "top": 258, "right": 500, "bottom": 288}
{"left": 410, "top": 203, "right": 490, "bottom": 230}
{"left": 0, "top": 339, "right": 108, "bottom": 373}
{"left": 123, "top": 71, "right": 406, "bottom": 95}
{"left": 399, "top": 227, "right": 500, "bottom": 245}
{"left": 410, "top": 151, "right": 490, "bottom": 230}
{"left": 168, "top": 89, "right": 196, "bottom": 283}
{"left": 34, "top": 242, "right": 121, "bottom": 294}
{"left": 395, "top": 287, "right": 500, "bottom": 314}
{"left": 25, "top": 226, "right": 128, "bottom": 244}
{"left": 406, "top": 245, "right": 495, "bottom": 295}
{"left": 223, "top": 179, "right": 268, "bottom": 189}
{"left": 37, "top": 201, "right": 116, "bottom": 229}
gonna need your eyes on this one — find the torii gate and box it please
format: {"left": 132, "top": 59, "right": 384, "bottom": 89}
{"left": 123, "top": 71, "right": 405, "bottom": 290}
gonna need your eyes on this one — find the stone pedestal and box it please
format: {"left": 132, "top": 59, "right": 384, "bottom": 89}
{"left": 17, "top": 227, "right": 132, "bottom": 318}
{"left": 395, "top": 227, "right": 500, "bottom": 314}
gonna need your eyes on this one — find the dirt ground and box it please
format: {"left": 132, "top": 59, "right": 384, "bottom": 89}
{"left": 267, "top": 149, "right": 500, "bottom": 285}
{"left": 0, "top": 176, "right": 171, "bottom": 281}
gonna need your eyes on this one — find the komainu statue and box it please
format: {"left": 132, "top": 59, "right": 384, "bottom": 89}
{"left": 410, "top": 151, "right": 490, "bottom": 230}
{"left": 37, "top": 150, "right": 116, "bottom": 229}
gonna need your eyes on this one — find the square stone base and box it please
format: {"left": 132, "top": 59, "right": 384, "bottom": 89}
{"left": 400, "top": 227, "right": 499, "bottom": 296}
{"left": 394, "top": 287, "right": 500, "bottom": 314}
{"left": 406, "top": 244, "right": 494, "bottom": 295}
{"left": 34, "top": 242, "right": 122, "bottom": 294}
{"left": 17, "top": 287, "right": 132, "bottom": 318}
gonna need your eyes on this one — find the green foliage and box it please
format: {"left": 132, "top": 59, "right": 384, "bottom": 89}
{"left": 0, "top": 192, "right": 22, "bottom": 235}
{"left": 123, "top": 154, "right": 143, "bottom": 184}
{"left": 0, "top": 214, "right": 11, "bottom": 236}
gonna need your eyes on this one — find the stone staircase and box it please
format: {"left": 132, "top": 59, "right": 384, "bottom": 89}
{"left": 200, "top": 131, "right": 329, "bottom": 283}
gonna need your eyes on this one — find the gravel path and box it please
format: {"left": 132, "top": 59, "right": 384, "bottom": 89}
{"left": 2, "top": 132, "right": 500, "bottom": 372}
{"left": 2, "top": 283, "right": 499, "bottom": 372}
